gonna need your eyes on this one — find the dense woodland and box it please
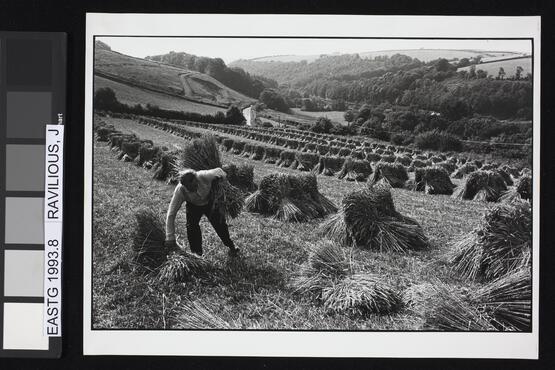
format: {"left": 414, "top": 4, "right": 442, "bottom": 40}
{"left": 232, "top": 54, "right": 533, "bottom": 121}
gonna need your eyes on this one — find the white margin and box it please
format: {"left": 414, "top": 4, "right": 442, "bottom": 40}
{"left": 83, "top": 13, "right": 541, "bottom": 358}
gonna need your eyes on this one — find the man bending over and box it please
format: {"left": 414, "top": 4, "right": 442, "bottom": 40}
{"left": 164, "top": 168, "right": 239, "bottom": 257}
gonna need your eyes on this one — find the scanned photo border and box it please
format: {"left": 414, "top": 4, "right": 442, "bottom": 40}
{"left": 90, "top": 34, "right": 535, "bottom": 333}
{"left": 83, "top": 14, "right": 540, "bottom": 357}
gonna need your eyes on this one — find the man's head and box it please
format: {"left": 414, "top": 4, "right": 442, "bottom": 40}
{"left": 180, "top": 170, "right": 199, "bottom": 192}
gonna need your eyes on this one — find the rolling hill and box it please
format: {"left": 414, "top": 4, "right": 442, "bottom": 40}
{"left": 94, "top": 47, "right": 255, "bottom": 109}
{"left": 243, "top": 49, "right": 525, "bottom": 64}
{"left": 457, "top": 56, "right": 532, "bottom": 78}
{"left": 94, "top": 75, "right": 226, "bottom": 115}
{"left": 230, "top": 50, "right": 529, "bottom": 87}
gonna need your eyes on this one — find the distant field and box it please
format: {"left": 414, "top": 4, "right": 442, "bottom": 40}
{"left": 458, "top": 56, "right": 532, "bottom": 78}
{"left": 258, "top": 109, "right": 315, "bottom": 126}
{"left": 291, "top": 108, "right": 349, "bottom": 125}
{"left": 246, "top": 49, "right": 524, "bottom": 63}
{"left": 94, "top": 76, "right": 225, "bottom": 115}
{"left": 359, "top": 49, "right": 522, "bottom": 62}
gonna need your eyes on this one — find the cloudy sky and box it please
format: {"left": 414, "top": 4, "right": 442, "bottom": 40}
{"left": 99, "top": 37, "right": 532, "bottom": 64}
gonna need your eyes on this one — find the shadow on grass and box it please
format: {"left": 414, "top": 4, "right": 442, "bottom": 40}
{"left": 209, "top": 256, "right": 287, "bottom": 291}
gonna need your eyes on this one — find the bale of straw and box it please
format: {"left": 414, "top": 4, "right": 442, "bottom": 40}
{"left": 316, "top": 144, "right": 329, "bottom": 156}
{"left": 152, "top": 150, "right": 178, "bottom": 182}
{"left": 481, "top": 163, "right": 499, "bottom": 171}
{"left": 452, "top": 163, "right": 478, "bottom": 179}
{"left": 221, "top": 138, "right": 234, "bottom": 152}
{"left": 414, "top": 167, "right": 455, "bottom": 195}
{"left": 231, "top": 140, "right": 246, "bottom": 154}
{"left": 321, "top": 184, "right": 428, "bottom": 252}
{"left": 351, "top": 150, "right": 365, "bottom": 160}
{"left": 302, "top": 142, "right": 317, "bottom": 153}
{"left": 321, "top": 156, "right": 345, "bottom": 176}
{"left": 177, "top": 135, "right": 244, "bottom": 219}
{"left": 338, "top": 158, "right": 373, "bottom": 181}
{"left": 251, "top": 145, "right": 266, "bottom": 161}
{"left": 277, "top": 150, "right": 296, "bottom": 168}
{"left": 137, "top": 145, "right": 158, "bottom": 166}
{"left": 338, "top": 147, "right": 351, "bottom": 157}
{"left": 96, "top": 126, "right": 117, "bottom": 141}
{"left": 121, "top": 141, "right": 141, "bottom": 159}
{"left": 380, "top": 155, "right": 396, "bottom": 163}
{"left": 520, "top": 167, "right": 532, "bottom": 177}
{"left": 321, "top": 273, "right": 401, "bottom": 314}
{"left": 296, "top": 174, "right": 338, "bottom": 216}
{"left": 242, "top": 143, "right": 254, "bottom": 158}
{"left": 408, "top": 159, "right": 427, "bottom": 172}
{"left": 292, "top": 242, "right": 401, "bottom": 315}
{"left": 470, "top": 268, "right": 531, "bottom": 331}
{"left": 294, "top": 152, "right": 320, "bottom": 172}
{"left": 436, "top": 161, "right": 457, "bottom": 175}
{"left": 395, "top": 156, "right": 412, "bottom": 167}
{"left": 109, "top": 134, "right": 124, "bottom": 149}
{"left": 366, "top": 152, "right": 381, "bottom": 163}
{"left": 450, "top": 201, "right": 531, "bottom": 281}
{"left": 291, "top": 241, "right": 350, "bottom": 296}
{"left": 122, "top": 154, "right": 134, "bottom": 162}
{"left": 245, "top": 173, "right": 336, "bottom": 222}
{"left": 369, "top": 163, "right": 408, "bottom": 188}
{"left": 429, "top": 156, "right": 442, "bottom": 163}
{"left": 223, "top": 163, "right": 257, "bottom": 193}
{"left": 500, "top": 165, "right": 520, "bottom": 178}
{"left": 263, "top": 147, "right": 282, "bottom": 164}
{"left": 173, "top": 300, "right": 232, "bottom": 329}
{"left": 493, "top": 169, "right": 513, "bottom": 186}
{"left": 421, "top": 284, "right": 497, "bottom": 331}
{"left": 452, "top": 170, "right": 508, "bottom": 202}
{"left": 516, "top": 175, "right": 532, "bottom": 200}
{"left": 156, "top": 250, "right": 209, "bottom": 283}
{"left": 131, "top": 209, "right": 171, "bottom": 270}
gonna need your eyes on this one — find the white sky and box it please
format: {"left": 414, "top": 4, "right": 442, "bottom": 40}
{"left": 98, "top": 37, "right": 532, "bottom": 65}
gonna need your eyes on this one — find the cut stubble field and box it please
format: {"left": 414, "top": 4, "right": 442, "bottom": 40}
{"left": 93, "top": 117, "right": 490, "bottom": 330}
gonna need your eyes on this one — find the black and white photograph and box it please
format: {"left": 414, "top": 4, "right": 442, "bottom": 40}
{"left": 84, "top": 14, "right": 540, "bottom": 357}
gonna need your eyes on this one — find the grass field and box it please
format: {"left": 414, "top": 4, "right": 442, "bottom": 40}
{"left": 244, "top": 49, "right": 523, "bottom": 63}
{"left": 95, "top": 76, "right": 226, "bottom": 115}
{"left": 92, "top": 116, "right": 493, "bottom": 330}
{"left": 458, "top": 56, "right": 532, "bottom": 78}
{"left": 291, "top": 108, "right": 349, "bottom": 125}
{"left": 95, "top": 48, "right": 253, "bottom": 107}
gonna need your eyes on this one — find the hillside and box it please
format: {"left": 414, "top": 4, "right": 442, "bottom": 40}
{"left": 94, "top": 75, "right": 225, "bottom": 115}
{"left": 241, "top": 49, "right": 524, "bottom": 64}
{"left": 94, "top": 47, "right": 254, "bottom": 108}
{"left": 359, "top": 49, "right": 524, "bottom": 62}
{"left": 457, "top": 56, "right": 532, "bottom": 78}
{"left": 146, "top": 51, "right": 278, "bottom": 98}
{"left": 231, "top": 53, "right": 421, "bottom": 86}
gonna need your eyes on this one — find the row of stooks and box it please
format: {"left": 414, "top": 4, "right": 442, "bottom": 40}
{"left": 100, "top": 111, "right": 529, "bottom": 177}
{"left": 131, "top": 115, "right": 531, "bottom": 202}
{"left": 94, "top": 118, "right": 531, "bottom": 332}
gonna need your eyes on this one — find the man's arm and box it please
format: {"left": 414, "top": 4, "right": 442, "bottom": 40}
{"left": 165, "top": 184, "right": 186, "bottom": 242}
{"left": 198, "top": 167, "right": 227, "bottom": 182}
